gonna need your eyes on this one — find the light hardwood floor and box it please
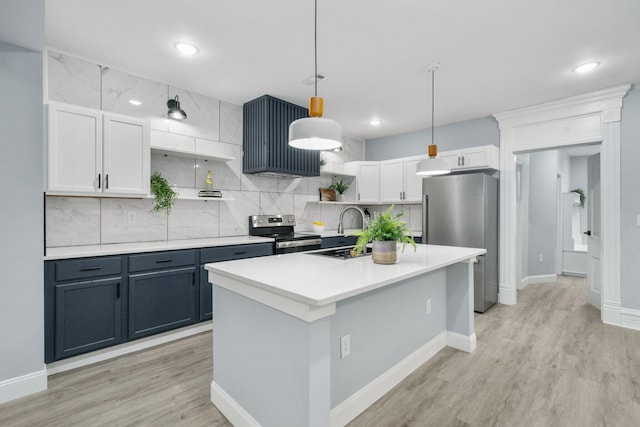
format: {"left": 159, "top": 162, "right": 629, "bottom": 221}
{"left": 1, "top": 276, "right": 639, "bottom": 426}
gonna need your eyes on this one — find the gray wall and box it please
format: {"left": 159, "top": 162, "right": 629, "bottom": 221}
{"left": 365, "top": 116, "right": 499, "bottom": 161}
{"left": 526, "top": 151, "right": 558, "bottom": 277}
{"left": 0, "top": 0, "right": 45, "bottom": 400}
{"left": 621, "top": 85, "right": 640, "bottom": 310}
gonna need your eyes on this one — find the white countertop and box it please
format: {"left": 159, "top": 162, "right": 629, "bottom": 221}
{"left": 206, "top": 244, "right": 484, "bottom": 307}
{"left": 45, "top": 236, "right": 274, "bottom": 260}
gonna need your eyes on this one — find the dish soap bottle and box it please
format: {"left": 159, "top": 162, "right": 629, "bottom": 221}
{"left": 205, "top": 170, "right": 214, "bottom": 191}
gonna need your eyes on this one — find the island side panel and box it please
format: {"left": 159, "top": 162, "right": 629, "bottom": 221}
{"left": 330, "top": 269, "right": 446, "bottom": 409}
{"left": 212, "top": 286, "right": 331, "bottom": 427}
{"left": 445, "top": 262, "right": 476, "bottom": 352}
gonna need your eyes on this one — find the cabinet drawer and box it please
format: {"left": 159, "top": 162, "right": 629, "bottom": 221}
{"left": 129, "top": 250, "right": 196, "bottom": 273}
{"left": 54, "top": 256, "right": 122, "bottom": 282}
{"left": 321, "top": 236, "right": 358, "bottom": 249}
{"left": 200, "top": 243, "right": 273, "bottom": 263}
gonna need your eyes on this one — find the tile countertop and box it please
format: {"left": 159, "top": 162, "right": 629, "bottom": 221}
{"left": 44, "top": 236, "right": 275, "bottom": 260}
{"left": 206, "top": 244, "right": 484, "bottom": 307}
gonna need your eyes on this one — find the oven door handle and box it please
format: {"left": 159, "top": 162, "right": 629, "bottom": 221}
{"left": 276, "top": 239, "right": 322, "bottom": 249}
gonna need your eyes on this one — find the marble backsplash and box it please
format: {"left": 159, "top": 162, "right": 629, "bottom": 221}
{"left": 44, "top": 50, "right": 421, "bottom": 248}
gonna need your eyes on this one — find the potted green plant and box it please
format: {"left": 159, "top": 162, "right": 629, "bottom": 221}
{"left": 150, "top": 171, "right": 177, "bottom": 214}
{"left": 351, "top": 205, "right": 416, "bottom": 264}
{"left": 571, "top": 188, "right": 585, "bottom": 208}
{"left": 330, "top": 178, "right": 349, "bottom": 201}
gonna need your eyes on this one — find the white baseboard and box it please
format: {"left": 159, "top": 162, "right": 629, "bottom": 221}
{"left": 620, "top": 307, "right": 640, "bottom": 331}
{"left": 0, "top": 368, "right": 47, "bottom": 404}
{"left": 522, "top": 274, "right": 557, "bottom": 286}
{"left": 499, "top": 284, "right": 516, "bottom": 305}
{"left": 47, "top": 321, "right": 212, "bottom": 375}
{"left": 561, "top": 271, "right": 587, "bottom": 277}
{"left": 211, "top": 381, "right": 261, "bottom": 427}
{"left": 447, "top": 332, "right": 477, "bottom": 353}
{"left": 330, "top": 331, "right": 448, "bottom": 427}
{"left": 602, "top": 301, "right": 621, "bottom": 327}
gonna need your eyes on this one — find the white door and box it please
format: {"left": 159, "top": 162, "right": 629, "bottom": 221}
{"left": 102, "top": 114, "right": 150, "bottom": 195}
{"left": 47, "top": 104, "right": 102, "bottom": 194}
{"left": 380, "top": 160, "right": 403, "bottom": 202}
{"left": 403, "top": 158, "right": 425, "bottom": 201}
{"left": 356, "top": 163, "right": 380, "bottom": 203}
{"left": 587, "top": 153, "right": 601, "bottom": 309}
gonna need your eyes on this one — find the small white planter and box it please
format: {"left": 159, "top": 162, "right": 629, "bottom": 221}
{"left": 372, "top": 240, "right": 397, "bottom": 264}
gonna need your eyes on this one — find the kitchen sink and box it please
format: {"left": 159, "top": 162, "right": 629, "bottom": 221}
{"left": 309, "top": 247, "right": 371, "bottom": 260}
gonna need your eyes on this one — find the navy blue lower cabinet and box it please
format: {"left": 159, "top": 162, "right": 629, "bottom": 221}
{"left": 128, "top": 266, "right": 197, "bottom": 340}
{"left": 321, "top": 235, "right": 358, "bottom": 249}
{"left": 199, "top": 243, "right": 274, "bottom": 321}
{"left": 54, "top": 278, "right": 123, "bottom": 361}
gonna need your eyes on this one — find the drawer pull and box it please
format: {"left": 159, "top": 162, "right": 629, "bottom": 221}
{"left": 116, "top": 282, "right": 120, "bottom": 299}
{"left": 155, "top": 259, "right": 173, "bottom": 263}
{"left": 80, "top": 266, "right": 103, "bottom": 271}
{"left": 234, "top": 251, "right": 248, "bottom": 255}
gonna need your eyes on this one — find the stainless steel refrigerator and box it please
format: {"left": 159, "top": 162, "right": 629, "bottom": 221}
{"left": 422, "top": 173, "right": 498, "bottom": 312}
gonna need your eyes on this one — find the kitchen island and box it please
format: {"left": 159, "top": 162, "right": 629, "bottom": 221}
{"left": 206, "top": 244, "right": 485, "bottom": 427}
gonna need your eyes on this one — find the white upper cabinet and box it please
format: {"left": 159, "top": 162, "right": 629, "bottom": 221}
{"left": 346, "top": 161, "right": 380, "bottom": 203}
{"left": 380, "top": 156, "right": 426, "bottom": 203}
{"left": 102, "top": 114, "right": 150, "bottom": 195}
{"left": 47, "top": 103, "right": 150, "bottom": 197}
{"left": 439, "top": 145, "right": 499, "bottom": 172}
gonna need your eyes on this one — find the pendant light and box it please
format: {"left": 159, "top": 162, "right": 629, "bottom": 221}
{"left": 288, "top": 0, "right": 343, "bottom": 150}
{"left": 416, "top": 64, "right": 451, "bottom": 176}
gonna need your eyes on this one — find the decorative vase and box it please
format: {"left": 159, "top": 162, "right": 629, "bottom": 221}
{"left": 372, "top": 240, "right": 397, "bottom": 264}
{"left": 336, "top": 193, "right": 344, "bottom": 202}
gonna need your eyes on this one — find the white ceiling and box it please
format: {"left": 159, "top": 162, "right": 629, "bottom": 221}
{"left": 45, "top": 0, "right": 640, "bottom": 141}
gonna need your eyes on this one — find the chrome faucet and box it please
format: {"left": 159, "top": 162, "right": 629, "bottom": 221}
{"left": 337, "top": 206, "right": 366, "bottom": 234}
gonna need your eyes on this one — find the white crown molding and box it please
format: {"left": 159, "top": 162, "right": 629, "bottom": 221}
{"left": 494, "top": 84, "right": 632, "bottom": 128}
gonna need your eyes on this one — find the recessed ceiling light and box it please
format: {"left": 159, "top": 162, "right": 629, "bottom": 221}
{"left": 573, "top": 62, "right": 600, "bottom": 74}
{"left": 369, "top": 119, "right": 382, "bottom": 126}
{"left": 174, "top": 42, "right": 199, "bottom": 56}
{"left": 128, "top": 99, "right": 142, "bottom": 106}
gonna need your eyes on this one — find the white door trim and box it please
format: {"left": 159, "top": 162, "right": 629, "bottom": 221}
{"left": 494, "top": 84, "right": 630, "bottom": 329}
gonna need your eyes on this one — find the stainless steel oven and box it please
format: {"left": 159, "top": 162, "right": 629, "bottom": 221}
{"left": 249, "top": 214, "right": 322, "bottom": 254}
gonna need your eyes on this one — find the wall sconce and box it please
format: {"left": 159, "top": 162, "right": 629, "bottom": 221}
{"left": 167, "top": 95, "right": 187, "bottom": 120}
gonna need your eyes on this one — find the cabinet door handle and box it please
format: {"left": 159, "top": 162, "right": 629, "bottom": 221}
{"left": 457, "top": 157, "right": 461, "bottom": 166}
{"left": 116, "top": 282, "right": 120, "bottom": 299}
{"left": 403, "top": 191, "right": 406, "bottom": 200}
{"left": 461, "top": 155, "right": 465, "bottom": 166}
{"left": 105, "top": 174, "right": 109, "bottom": 189}
{"left": 357, "top": 193, "right": 360, "bottom": 201}
{"left": 156, "top": 259, "right": 173, "bottom": 263}
{"left": 233, "top": 251, "right": 248, "bottom": 255}
{"left": 192, "top": 272, "right": 196, "bottom": 285}
{"left": 97, "top": 173, "right": 101, "bottom": 189}
{"left": 400, "top": 191, "right": 403, "bottom": 200}
{"left": 80, "top": 266, "right": 102, "bottom": 271}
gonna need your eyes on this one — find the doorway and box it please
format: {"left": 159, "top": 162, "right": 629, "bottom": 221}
{"left": 514, "top": 145, "right": 601, "bottom": 307}
{"left": 494, "top": 84, "right": 629, "bottom": 326}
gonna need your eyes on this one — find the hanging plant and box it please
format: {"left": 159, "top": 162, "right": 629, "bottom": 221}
{"left": 150, "top": 171, "right": 177, "bottom": 214}
{"left": 571, "top": 188, "right": 585, "bottom": 208}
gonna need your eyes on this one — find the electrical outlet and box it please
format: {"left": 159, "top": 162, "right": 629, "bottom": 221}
{"left": 127, "top": 212, "right": 136, "bottom": 224}
{"left": 340, "top": 334, "right": 351, "bottom": 359}
{"left": 426, "top": 298, "right": 432, "bottom": 314}
{"left": 538, "top": 254, "right": 543, "bottom": 263}
{"left": 637, "top": 214, "right": 640, "bottom": 227}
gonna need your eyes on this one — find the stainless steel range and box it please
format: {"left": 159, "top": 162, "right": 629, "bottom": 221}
{"left": 249, "top": 214, "right": 322, "bottom": 254}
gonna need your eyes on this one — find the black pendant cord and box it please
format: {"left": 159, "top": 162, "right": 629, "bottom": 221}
{"left": 314, "top": 0, "right": 318, "bottom": 97}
